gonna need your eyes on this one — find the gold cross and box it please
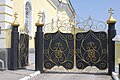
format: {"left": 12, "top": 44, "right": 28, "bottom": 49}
{"left": 108, "top": 8, "right": 114, "bottom": 16}
{"left": 14, "top": 12, "right": 18, "bottom": 21}
{"left": 38, "top": 11, "right": 42, "bottom": 20}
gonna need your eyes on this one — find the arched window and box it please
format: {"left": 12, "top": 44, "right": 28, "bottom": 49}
{"left": 25, "top": 2, "right": 32, "bottom": 35}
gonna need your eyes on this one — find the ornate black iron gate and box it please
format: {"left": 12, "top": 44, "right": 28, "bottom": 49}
{"left": 43, "top": 17, "right": 108, "bottom": 72}
{"left": 44, "top": 31, "right": 74, "bottom": 69}
{"left": 76, "top": 30, "right": 108, "bottom": 70}
{"left": 18, "top": 27, "right": 29, "bottom": 68}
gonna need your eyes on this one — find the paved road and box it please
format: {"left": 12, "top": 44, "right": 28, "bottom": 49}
{"left": 0, "top": 69, "right": 35, "bottom": 80}
{"left": 30, "top": 73, "right": 112, "bottom": 80}
{"left": 28, "top": 55, "right": 112, "bottom": 80}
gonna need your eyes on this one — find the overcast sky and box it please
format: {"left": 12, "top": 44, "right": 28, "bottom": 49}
{"left": 70, "top": 0, "right": 120, "bottom": 34}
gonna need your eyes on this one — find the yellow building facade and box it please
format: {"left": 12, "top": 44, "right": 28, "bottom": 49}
{"left": 0, "top": 0, "right": 75, "bottom": 69}
{"left": 0, "top": 0, "right": 75, "bottom": 49}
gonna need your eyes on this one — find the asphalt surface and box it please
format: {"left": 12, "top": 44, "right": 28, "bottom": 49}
{"left": 30, "top": 73, "right": 112, "bottom": 80}
{"left": 0, "top": 69, "right": 35, "bottom": 80}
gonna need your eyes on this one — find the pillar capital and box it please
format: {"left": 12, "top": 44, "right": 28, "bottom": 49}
{"left": 35, "top": 11, "right": 44, "bottom": 27}
{"left": 11, "top": 12, "right": 19, "bottom": 27}
{"left": 107, "top": 8, "right": 116, "bottom": 24}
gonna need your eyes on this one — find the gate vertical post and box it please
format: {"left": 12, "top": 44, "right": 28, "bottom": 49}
{"left": 35, "top": 12, "right": 44, "bottom": 73}
{"left": 107, "top": 8, "right": 116, "bottom": 75}
{"left": 9, "top": 12, "right": 19, "bottom": 70}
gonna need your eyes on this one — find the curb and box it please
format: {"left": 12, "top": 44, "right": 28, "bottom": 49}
{"left": 19, "top": 71, "right": 40, "bottom": 80}
{"left": 112, "top": 72, "right": 120, "bottom": 80}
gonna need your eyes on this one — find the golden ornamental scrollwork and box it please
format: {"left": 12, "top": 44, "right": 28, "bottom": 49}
{"left": 44, "top": 61, "right": 54, "bottom": 69}
{"left": 68, "top": 49, "right": 74, "bottom": 54}
{"left": 44, "top": 49, "right": 49, "bottom": 54}
{"left": 76, "top": 33, "right": 83, "bottom": 41}
{"left": 67, "top": 34, "right": 74, "bottom": 40}
{"left": 76, "top": 49, "right": 81, "bottom": 54}
{"left": 76, "top": 16, "right": 107, "bottom": 32}
{"left": 76, "top": 30, "right": 108, "bottom": 70}
{"left": 44, "top": 31, "right": 74, "bottom": 69}
{"left": 77, "top": 61, "right": 86, "bottom": 69}
{"left": 65, "top": 61, "right": 73, "bottom": 69}
{"left": 54, "top": 42, "right": 64, "bottom": 59}
{"left": 87, "top": 49, "right": 95, "bottom": 59}
{"left": 96, "top": 61, "right": 107, "bottom": 70}
{"left": 99, "top": 32, "right": 107, "bottom": 40}
{"left": 19, "top": 26, "right": 29, "bottom": 34}
{"left": 44, "top": 16, "right": 75, "bottom": 33}
{"left": 44, "top": 33, "right": 51, "bottom": 40}
{"left": 102, "top": 49, "right": 107, "bottom": 54}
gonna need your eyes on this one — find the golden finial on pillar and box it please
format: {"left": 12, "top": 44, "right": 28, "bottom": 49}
{"left": 11, "top": 12, "right": 20, "bottom": 27}
{"left": 107, "top": 8, "right": 117, "bottom": 24}
{"left": 35, "top": 11, "right": 44, "bottom": 27}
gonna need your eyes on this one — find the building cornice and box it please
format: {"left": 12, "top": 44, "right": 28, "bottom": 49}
{"left": 47, "top": 0, "right": 56, "bottom": 10}
{"left": 0, "top": 4, "right": 13, "bottom": 9}
{"left": 67, "top": 0, "right": 75, "bottom": 14}
{"left": 0, "top": 12, "right": 12, "bottom": 17}
{"left": 0, "top": 21, "right": 12, "bottom": 24}
{"left": 58, "top": 0, "right": 75, "bottom": 16}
